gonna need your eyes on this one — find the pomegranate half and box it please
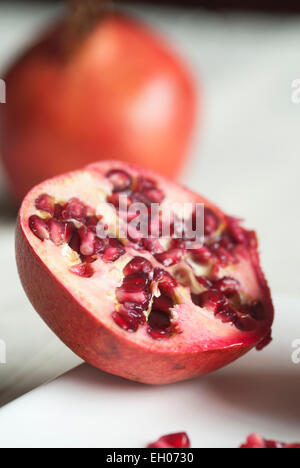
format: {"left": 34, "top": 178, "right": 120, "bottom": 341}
{"left": 16, "top": 161, "right": 273, "bottom": 385}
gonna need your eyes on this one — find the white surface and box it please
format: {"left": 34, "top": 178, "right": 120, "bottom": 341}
{"left": 0, "top": 2, "right": 300, "bottom": 406}
{"left": 0, "top": 294, "right": 299, "bottom": 449}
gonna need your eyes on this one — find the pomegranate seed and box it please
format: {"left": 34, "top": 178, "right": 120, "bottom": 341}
{"left": 143, "top": 188, "right": 165, "bottom": 203}
{"left": 120, "top": 302, "right": 146, "bottom": 325}
{"left": 147, "top": 432, "right": 191, "bottom": 449}
{"left": 152, "top": 294, "right": 173, "bottom": 313}
{"left": 214, "top": 277, "right": 240, "bottom": 296}
{"left": 226, "top": 216, "right": 246, "bottom": 244}
{"left": 112, "top": 311, "right": 139, "bottom": 332}
{"left": 155, "top": 248, "right": 184, "bottom": 267}
{"left": 204, "top": 208, "right": 219, "bottom": 236}
{"left": 196, "top": 276, "right": 214, "bottom": 289}
{"left": 78, "top": 226, "right": 96, "bottom": 256}
{"left": 107, "top": 193, "right": 132, "bottom": 211}
{"left": 136, "top": 176, "right": 156, "bottom": 192}
{"left": 243, "top": 301, "right": 266, "bottom": 321}
{"left": 106, "top": 169, "right": 132, "bottom": 193}
{"left": 215, "top": 305, "right": 237, "bottom": 324}
{"left": 210, "top": 243, "right": 235, "bottom": 265}
{"left": 53, "top": 203, "right": 63, "bottom": 220}
{"left": 94, "top": 237, "right": 106, "bottom": 254}
{"left": 123, "top": 257, "right": 153, "bottom": 277}
{"left": 69, "top": 263, "right": 94, "bottom": 278}
{"left": 47, "top": 219, "right": 66, "bottom": 246}
{"left": 256, "top": 332, "right": 272, "bottom": 351}
{"left": 192, "top": 246, "right": 212, "bottom": 264}
{"left": 68, "top": 227, "right": 81, "bottom": 253}
{"left": 62, "top": 198, "right": 87, "bottom": 222}
{"left": 116, "top": 273, "right": 151, "bottom": 306}
{"left": 64, "top": 222, "right": 74, "bottom": 244}
{"left": 234, "top": 315, "right": 256, "bottom": 331}
{"left": 142, "top": 238, "right": 164, "bottom": 255}
{"left": 103, "top": 238, "right": 125, "bottom": 262}
{"left": 240, "top": 434, "right": 300, "bottom": 449}
{"left": 35, "top": 194, "right": 55, "bottom": 215}
{"left": 29, "top": 215, "right": 49, "bottom": 241}
{"left": 198, "top": 290, "right": 227, "bottom": 313}
{"left": 154, "top": 268, "right": 177, "bottom": 295}
{"left": 85, "top": 215, "right": 99, "bottom": 232}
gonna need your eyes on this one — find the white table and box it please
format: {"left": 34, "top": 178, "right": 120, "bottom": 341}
{"left": 1, "top": 2, "right": 300, "bottom": 406}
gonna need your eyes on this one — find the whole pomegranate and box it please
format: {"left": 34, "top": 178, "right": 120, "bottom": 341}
{"left": 16, "top": 160, "right": 273, "bottom": 385}
{"left": 0, "top": 0, "right": 196, "bottom": 203}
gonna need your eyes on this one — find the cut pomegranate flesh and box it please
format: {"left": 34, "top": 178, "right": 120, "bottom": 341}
{"left": 147, "top": 432, "right": 191, "bottom": 449}
{"left": 241, "top": 434, "right": 300, "bottom": 449}
{"left": 16, "top": 160, "right": 274, "bottom": 385}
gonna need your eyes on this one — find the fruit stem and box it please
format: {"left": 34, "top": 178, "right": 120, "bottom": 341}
{"left": 65, "top": 0, "right": 112, "bottom": 52}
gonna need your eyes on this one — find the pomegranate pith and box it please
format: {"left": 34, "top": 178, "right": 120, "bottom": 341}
{"left": 16, "top": 160, "right": 274, "bottom": 385}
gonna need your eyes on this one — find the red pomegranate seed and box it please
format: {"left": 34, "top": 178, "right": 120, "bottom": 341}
{"left": 103, "top": 238, "right": 125, "bottom": 263}
{"left": 214, "top": 277, "right": 240, "bottom": 296}
{"left": 198, "top": 290, "right": 227, "bottom": 314}
{"left": 155, "top": 248, "right": 184, "bottom": 267}
{"left": 123, "top": 257, "right": 153, "bottom": 277}
{"left": 112, "top": 311, "right": 139, "bottom": 332}
{"left": 196, "top": 276, "right": 214, "bottom": 289}
{"left": 116, "top": 273, "right": 151, "bottom": 306}
{"left": 68, "top": 227, "right": 81, "bottom": 253}
{"left": 192, "top": 246, "right": 212, "bottom": 264}
{"left": 154, "top": 268, "right": 177, "bottom": 296}
{"left": 47, "top": 219, "right": 66, "bottom": 246}
{"left": 234, "top": 315, "right": 256, "bottom": 331}
{"left": 62, "top": 198, "right": 87, "bottom": 222}
{"left": 106, "top": 169, "right": 132, "bottom": 193}
{"left": 142, "top": 238, "right": 164, "bottom": 255}
{"left": 78, "top": 226, "right": 96, "bottom": 256}
{"left": 210, "top": 243, "right": 235, "bottom": 265}
{"left": 215, "top": 304, "right": 238, "bottom": 324}
{"left": 256, "top": 332, "right": 272, "bottom": 351}
{"left": 143, "top": 188, "right": 165, "bottom": 204}
{"left": 94, "top": 237, "right": 106, "bottom": 254}
{"left": 35, "top": 193, "right": 55, "bottom": 215}
{"left": 147, "top": 432, "right": 191, "bottom": 449}
{"left": 120, "top": 302, "right": 146, "bottom": 325}
{"left": 136, "top": 176, "right": 156, "bottom": 192}
{"left": 204, "top": 208, "right": 220, "bottom": 236}
{"left": 240, "top": 434, "right": 300, "bottom": 449}
{"left": 85, "top": 215, "right": 99, "bottom": 232}
{"left": 53, "top": 203, "right": 63, "bottom": 220}
{"left": 226, "top": 216, "right": 246, "bottom": 244}
{"left": 242, "top": 301, "right": 266, "bottom": 321}
{"left": 152, "top": 294, "right": 173, "bottom": 313}
{"left": 69, "top": 263, "right": 94, "bottom": 278}
{"left": 29, "top": 215, "right": 49, "bottom": 241}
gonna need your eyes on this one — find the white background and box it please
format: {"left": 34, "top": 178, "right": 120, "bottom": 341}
{"left": 0, "top": 2, "right": 299, "bottom": 407}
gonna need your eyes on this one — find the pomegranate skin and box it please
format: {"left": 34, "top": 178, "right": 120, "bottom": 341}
{"left": 15, "top": 161, "right": 274, "bottom": 385}
{"left": 0, "top": 14, "right": 197, "bottom": 202}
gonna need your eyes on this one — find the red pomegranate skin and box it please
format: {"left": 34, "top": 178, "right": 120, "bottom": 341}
{"left": 16, "top": 161, "right": 273, "bottom": 385}
{"left": 0, "top": 14, "right": 197, "bottom": 202}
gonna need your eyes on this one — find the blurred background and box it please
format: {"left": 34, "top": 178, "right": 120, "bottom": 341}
{"left": 0, "top": 1, "right": 299, "bottom": 406}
